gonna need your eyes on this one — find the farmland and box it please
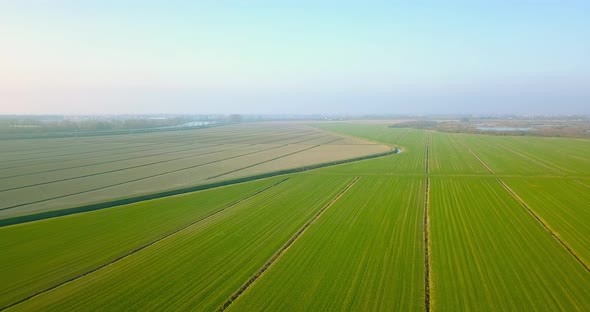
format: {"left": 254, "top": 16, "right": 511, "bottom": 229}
{"left": 0, "top": 123, "right": 389, "bottom": 221}
{"left": 0, "top": 177, "right": 284, "bottom": 308}
{"left": 429, "top": 178, "right": 589, "bottom": 310}
{"left": 2, "top": 122, "right": 590, "bottom": 311}
{"left": 228, "top": 177, "right": 425, "bottom": 311}
{"left": 9, "top": 176, "right": 353, "bottom": 311}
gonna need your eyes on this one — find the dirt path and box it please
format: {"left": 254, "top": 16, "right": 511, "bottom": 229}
{"left": 424, "top": 177, "right": 431, "bottom": 312}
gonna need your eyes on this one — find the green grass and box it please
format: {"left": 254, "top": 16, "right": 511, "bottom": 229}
{"left": 229, "top": 177, "right": 425, "bottom": 311}
{"left": 503, "top": 177, "right": 590, "bottom": 266}
{"left": 11, "top": 175, "right": 351, "bottom": 311}
{"left": 4, "top": 122, "right": 590, "bottom": 311}
{"left": 460, "top": 135, "right": 561, "bottom": 175}
{"left": 504, "top": 136, "right": 590, "bottom": 175}
{"left": 428, "top": 133, "right": 489, "bottom": 174}
{"left": 0, "top": 177, "right": 282, "bottom": 308}
{"left": 313, "top": 124, "right": 428, "bottom": 175}
{"left": 430, "top": 177, "right": 590, "bottom": 310}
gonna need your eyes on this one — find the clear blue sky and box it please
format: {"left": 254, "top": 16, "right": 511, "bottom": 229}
{"left": 1, "top": 1, "right": 589, "bottom": 115}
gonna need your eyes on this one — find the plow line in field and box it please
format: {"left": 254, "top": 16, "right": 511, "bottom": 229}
{"left": 459, "top": 142, "right": 494, "bottom": 174}
{"left": 242, "top": 130, "right": 316, "bottom": 145}
{"left": 206, "top": 138, "right": 344, "bottom": 181}
{"left": 0, "top": 144, "right": 252, "bottom": 192}
{"left": 0, "top": 143, "right": 226, "bottom": 180}
{"left": 574, "top": 180, "right": 590, "bottom": 189}
{"left": 0, "top": 177, "right": 290, "bottom": 311}
{"left": 0, "top": 143, "right": 291, "bottom": 212}
{"left": 498, "top": 179, "right": 590, "bottom": 273}
{"left": 218, "top": 176, "right": 360, "bottom": 311}
{"left": 0, "top": 142, "right": 163, "bottom": 166}
{"left": 496, "top": 145, "right": 566, "bottom": 175}
{"left": 0, "top": 141, "right": 213, "bottom": 173}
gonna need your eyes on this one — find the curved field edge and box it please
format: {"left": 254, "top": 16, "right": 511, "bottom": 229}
{"left": 308, "top": 123, "right": 399, "bottom": 148}
{"left": 0, "top": 148, "right": 399, "bottom": 227}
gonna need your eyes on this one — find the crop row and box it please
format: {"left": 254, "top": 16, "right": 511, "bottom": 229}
{"left": 0, "top": 144, "right": 308, "bottom": 217}
{"left": 320, "top": 123, "right": 590, "bottom": 178}
{"left": 0, "top": 177, "right": 283, "bottom": 308}
{"left": 9, "top": 175, "right": 353, "bottom": 311}
{"left": 228, "top": 177, "right": 425, "bottom": 311}
{"left": 315, "top": 127, "right": 428, "bottom": 175}
{"left": 1, "top": 126, "right": 386, "bottom": 220}
{"left": 429, "top": 178, "right": 590, "bottom": 310}
{"left": 503, "top": 178, "right": 590, "bottom": 267}
{"left": 428, "top": 133, "right": 489, "bottom": 174}
{"left": 0, "top": 126, "right": 315, "bottom": 168}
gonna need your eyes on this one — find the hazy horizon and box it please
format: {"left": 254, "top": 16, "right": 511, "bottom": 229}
{"left": 1, "top": 1, "right": 589, "bottom": 115}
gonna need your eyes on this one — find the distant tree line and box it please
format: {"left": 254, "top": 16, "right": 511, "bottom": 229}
{"left": 389, "top": 119, "right": 590, "bottom": 138}
{"left": 1, "top": 117, "right": 193, "bottom": 133}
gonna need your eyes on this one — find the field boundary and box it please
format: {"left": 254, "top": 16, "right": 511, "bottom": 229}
{"left": 0, "top": 178, "right": 290, "bottom": 311}
{"left": 424, "top": 177, "right": 431, "bottom": 312}
{"left": 459, "top": 142, "right": 494, "bottom": 174}
{"left": 0, "top": 143, "right": 295, "bottom": 212}
{"left": 206, "top": 136, "right": 346, "bottom": 181}
{"left": 0, "top": 141, "right": 164, "bottom": 166}
{"left": 574, "top": 180, "right": 590, "bottom": 189}
{"left": 0, "top": 130, "right": 311, "bottom": 170}
{"left": 498, "top": 179, "right": 590, "bottom": 273}
{"left": 307, "top": 124, "right": 399, "bottom": 149}
{"left": 0, "top": 121, "right": 230, "bottom": 140}
{"left": 245, "top": 130, "right": 317, "bottom": 145}
{"left": 0, "top": 149, "right": 399, "bottom": 227}
{"left": 495, "top": 145, "right": 565, "bottom": 175}
{"left": 425, "top": 144, "right": 430, "bottom": 174}
{"left": 218, "top": 176, "right": 360, "bottom": 311}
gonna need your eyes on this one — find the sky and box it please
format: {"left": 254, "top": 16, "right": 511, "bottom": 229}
{"left": 1, "top": 1, "right": 589, "bottom": 115}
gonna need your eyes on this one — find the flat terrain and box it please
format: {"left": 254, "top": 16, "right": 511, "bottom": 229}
{"left": 2, "top": 122, "right": 589, "bottom": 311}
{"left": 0, "top": 123, "right": 389, "bottom": 220}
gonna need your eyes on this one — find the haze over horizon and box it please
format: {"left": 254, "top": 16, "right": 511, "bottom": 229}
{"left": 1, "top": 1, "right": 589, "bottom": 115}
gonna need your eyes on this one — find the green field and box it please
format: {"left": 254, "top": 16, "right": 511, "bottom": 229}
{"left": 10, "top": 176, "right": 352, "bottom": 311}
{"left": 2, "top": 122, "right": 590, "bottom": 311}
{"left": 429, "top": 177, "right": 589, "bottom": 310}
{"left": 0, "top": 178, "right": 283, "bottom": 308}
{"left": 228, "top": 177, "right": 425, "bottom": 311}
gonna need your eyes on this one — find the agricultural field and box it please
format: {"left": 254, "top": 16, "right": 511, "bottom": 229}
{"left": 429, "top": 177, "right": 590, "bottom": 310}
{"left": 0, "top": 178, "right": 284, "bottom": 308}
{"left": 501, "top": 178, "right": 590, "bottom": 266}
{"left": 2, "top": 121, "right": 590, "bottom": 311}
{"left": 228, "top": 177, "right": 425, "bottom": 311}
{"left": 0, "top": 123, "right": 389, "bottom": 221}
{"left": 8, "top": 175, "right": 353, "bottom": 311}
